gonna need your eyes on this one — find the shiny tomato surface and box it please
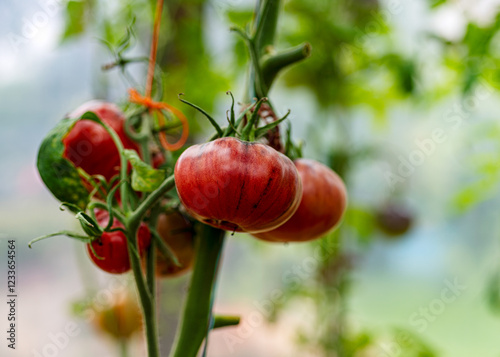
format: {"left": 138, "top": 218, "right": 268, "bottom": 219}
{"left": 155, "top": 212, "right": 194, "bottom": 277}
{"left": 254, "top": 159, "right": 347, "bottom": 242}
{"left": 87, "top": 209, "right": 151, "bottom": 274}
{"left": 174, "top": 137, "right": 302, "bottom": 233}
{"left": 62, "top": 101, "right": 139, "bottom": 182}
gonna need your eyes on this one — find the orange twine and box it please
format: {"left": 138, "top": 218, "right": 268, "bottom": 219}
{"left": 129, "top": 0, "right": 189, "bottom": 151}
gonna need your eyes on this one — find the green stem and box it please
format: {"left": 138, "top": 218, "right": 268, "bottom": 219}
{"left": 119, "top": 338, "right": 129, "bottom": 357}
{"left": 122, "top": 176, "right": 176, "bottom": 357}
{"left": 253, "top": 0, "right": 281, "bottom": 56}
{"left": 126, "top": 221, "right": 159, "bottom": 357}
{"left": 169, "top": 225, "right": 226, "bottom": 357}
{"left": 213, "top": 315, "right": 241, "bottom": 329}
{"left": 261, "top": 43, "right": 311, "bottom": 89}
{"left": 129, "top": 174, "right": 176, "bottom": 225}
{"left": 81, "top": 112, "right": 130, "bottom": 211}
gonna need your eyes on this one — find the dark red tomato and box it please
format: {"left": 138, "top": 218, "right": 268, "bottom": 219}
{"left": 62, "top": 101, "right": 140, "bottom": 182}
{"left": 375, "top": 204, "right": 413, "bottom": 237}
{"left": 254, "top": 159, "right": 347, "bottom": 242}
{"left": 87, "top": 209, "right": 151, "bottom": 274}
{"left": 174, "top": 137, "right": 302, "bottom": 233}
{"left": 155, "top": 212, "right": 194, "bottom": 277}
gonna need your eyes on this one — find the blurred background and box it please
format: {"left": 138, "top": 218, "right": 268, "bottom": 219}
{"left": 3, "top": 0, "right": 500, "bottom": 356}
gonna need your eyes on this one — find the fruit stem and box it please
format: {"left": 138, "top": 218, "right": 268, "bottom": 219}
{"left": 168, "top": 225, "right": 226, "bottom": 357}
{"left": 129, "top": 174, "right": 176, "bottom": 225}
{"left": 124, "top": 175, "right": 175, "bottom": 357}
{"left": 261, "top": 42, "right": 311, "bottom": 89}
{"left": 126, "top": 220, "right": 159, "bottom": 357}
{"left": 213, "top": 315, "right": 241, "bottom": 329}
{"left": 81, "top": 112, "right": 131, "bottom": 212}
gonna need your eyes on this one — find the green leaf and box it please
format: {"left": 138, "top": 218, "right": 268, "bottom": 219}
{"left": 61, "top": 1, "right": 87, "bottom": 42}
{"left": 37, "top": 117, "right": 89, "bottom": 212}
{"left": 124, "top": 149, "right": 166, "bottom": 193}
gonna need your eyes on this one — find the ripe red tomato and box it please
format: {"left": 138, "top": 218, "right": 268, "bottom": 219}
{"left": 174, "top": 137, "right": 302, "bottom": 233}
{"left": 62, "top": 101, "right": 139, "bottom": 182}
{"left": 87, "top": 209, "right": 151, "bottom": 274}
{"left": 253, "top": 159, "right": 347, "bottom": 242}
{"left": 375, "top": 204, "right": 413, "bottom": 237}
{"left": 155, "top": 212, "right": 194, "bottom": 277}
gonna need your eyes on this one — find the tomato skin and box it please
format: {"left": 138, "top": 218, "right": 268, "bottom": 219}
{"left": 62, "top": 101, "right": 139, "bottom": 182}
{"left": 155, "top": 212, "right": 194, "bottom": 277}
{"left": 87, "top": 210, "right": 151, "bottom": 274}
{"left": 253, "top": 159, "right": 347, "bottom": 242}
{"left": 174, "top": 137, "right": 302, "bottom": 233}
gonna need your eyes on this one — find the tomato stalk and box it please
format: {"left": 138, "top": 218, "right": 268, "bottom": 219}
{"left": 169, "top": 225, "right": 226, "bottom": 357}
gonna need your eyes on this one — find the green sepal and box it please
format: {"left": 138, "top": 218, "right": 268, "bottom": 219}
{"left": 37, "top": 117, "right": 89, "bottom": 212}
{"left": 76, "top": 212, "right": 103, "bottom": 237}
{"left": 124, "top": 149, "right": 166, "bottom": 192}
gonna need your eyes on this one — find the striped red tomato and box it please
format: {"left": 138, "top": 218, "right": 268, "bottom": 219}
{"left": 174, "top": 137, "right": 302, "bottom": 233}
{"left": 253, "top": 159, "right": 347, "bottom": 242}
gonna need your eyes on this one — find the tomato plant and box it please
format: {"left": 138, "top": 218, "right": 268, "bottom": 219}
{"left": 31, "top": 0, "right": 342, "bottom": 356}
{"left": 254, "top": 158, "right": 347, "bottom": 242}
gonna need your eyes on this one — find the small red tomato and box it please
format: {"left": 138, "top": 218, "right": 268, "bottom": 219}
{"left": 87, "top": 210, "right": 151, "bottom": 274}
{"left": 62, "top": 101, "right": 139, "bottom": 182}
{"left": 375, "top": 204, "right": 413, "bottom": 237}
{"left": 155, "top": 212, "right": 195, "bottom": 277}
{"left": 253, "top": 159, "right": 347, "bottom": 242}
{"left": 174, "top": 137, "right": 302, "bottom": 233}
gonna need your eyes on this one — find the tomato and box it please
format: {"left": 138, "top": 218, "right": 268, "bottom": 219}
{"left": 93, "top": 290, "right": 142, "bottom": 339}
{"left": 62, "top": 101, "right": 140, "bottom": 182}
{"left": 375, "top": 204, "right": 413, "bottom": 237}
{"left": 87, "top": 209, "right": 151, "bottom": 274}
{"left": 253, "top": 159, "right": 347, "bottom": 242}
{"left": 155, "top": 212, "right": 195, "bottom": 277}
{"left": 174, "top": 137, "right": 302, "bottom": 233}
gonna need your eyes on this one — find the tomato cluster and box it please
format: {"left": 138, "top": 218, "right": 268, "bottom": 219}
{"left": 38, "top": 96, "right": 348, "bottom": 276}
{"left": 175, "top": 139, "right": 347, "bottom": 241}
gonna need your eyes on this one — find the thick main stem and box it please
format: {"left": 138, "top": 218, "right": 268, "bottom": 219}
{"left": 169, "top": 225, "right": 226, "bottom": 357}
